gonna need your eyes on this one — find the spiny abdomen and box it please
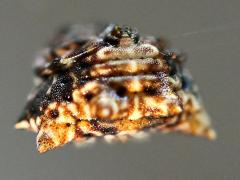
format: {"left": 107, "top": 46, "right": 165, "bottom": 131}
{"left": 15, "top": 24, "right": 216, "bottom": 153}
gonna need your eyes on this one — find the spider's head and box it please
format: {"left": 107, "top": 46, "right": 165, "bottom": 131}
{"left": 101, "top": 24, "right": 140, "bottom": 47}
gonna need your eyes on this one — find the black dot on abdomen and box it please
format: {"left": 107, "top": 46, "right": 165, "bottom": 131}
{"left": 49, "top": 109, "right": 59, "bottom": 119}
{"left": 85, "top": 92, "right": 94, "bottom": 101}
{"left": 116, "top": 86, "right": 127, "bottom": 97}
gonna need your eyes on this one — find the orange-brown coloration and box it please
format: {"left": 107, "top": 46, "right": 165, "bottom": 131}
{"left": 15, "top": 24, "right": 216, "bottom": 153}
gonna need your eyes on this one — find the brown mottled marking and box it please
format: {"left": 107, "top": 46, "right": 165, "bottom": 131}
{"left": 89, "top": 58, "right": 169, "bottom": 77}
{"left": 90, "top": 120, "right": 118, "bottom": 135}
{"left": 15, "top": 24, "right": 216, "bottom": 153}
{"left": 37, "top": 133, "right": 56, "bottom": 153}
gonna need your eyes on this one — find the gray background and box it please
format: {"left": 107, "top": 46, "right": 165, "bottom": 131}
{"left": 0, "top": 0, "right": 239, "bottom": 179}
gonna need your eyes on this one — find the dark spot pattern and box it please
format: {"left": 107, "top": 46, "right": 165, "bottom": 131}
{"left": 49, "top": 109, "right": 59, "bottom": 119}
{"left": 66, "top": 123, "right": 71, "bottom": 127}
{"left": 85, "top": 93, "right": 94, "bottom": 101}
{"left": 116, "top": 86, "right": 127, "bottom": 97}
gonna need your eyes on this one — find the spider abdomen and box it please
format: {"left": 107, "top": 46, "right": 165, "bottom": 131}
{"left": 15, "top": 24, "right": 216, "bottom": 153}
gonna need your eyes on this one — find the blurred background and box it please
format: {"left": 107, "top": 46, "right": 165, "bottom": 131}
{"left": 0, "top": 0, "right": 239, "bottom": 179}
